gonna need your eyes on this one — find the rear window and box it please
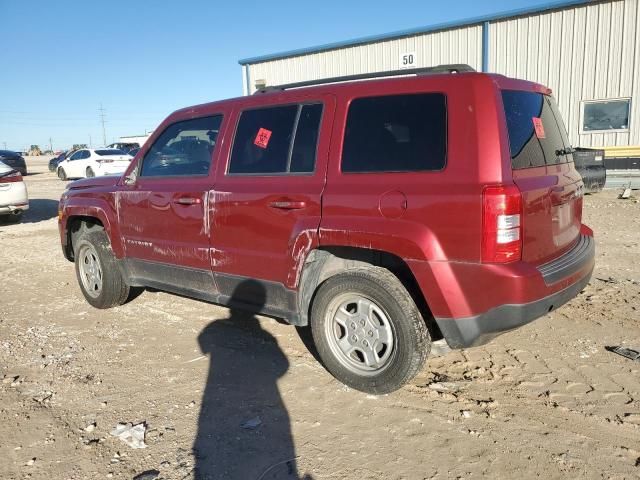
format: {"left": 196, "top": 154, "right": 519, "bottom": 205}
{"left": 502, "top": 91, "right": 573, "bottom": 169}
{"left": 342, "top": 93, "right": 447, "bottom": 173}
{"left": 95, "top": 149, "right": 126, "bottom": 156}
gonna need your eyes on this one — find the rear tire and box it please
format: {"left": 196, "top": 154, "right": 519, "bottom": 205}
{"left": 74, "top": 227, "right": 130, "bottom": 309}
{"left": 310, "top": 266, "right": 430, "bottom": 394}
{"left": 0, "top": 212, "right": 22, "bottom": 224}
{"left": 58, "top": 168, "right": 67, "bottom": 181}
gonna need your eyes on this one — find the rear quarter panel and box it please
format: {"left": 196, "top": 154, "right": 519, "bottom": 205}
{"left": 320, "top": 74, "right": 508, "bottom": 263}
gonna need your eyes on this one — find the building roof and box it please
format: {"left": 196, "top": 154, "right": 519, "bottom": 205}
{"left": 238, "top": 0, "right": 592, "bottom": 65}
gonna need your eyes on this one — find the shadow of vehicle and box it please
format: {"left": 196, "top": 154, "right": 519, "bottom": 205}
{"left": 193, "top": 279, "right": 311, "bottom": 479}
{"left": 0, "top": 199, "right": 59, "bottom": 225}
{"left": 22, "top": 199, "right": 60, "bottom": 223}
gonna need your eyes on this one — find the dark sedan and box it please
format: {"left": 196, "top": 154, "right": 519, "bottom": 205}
{"left": 49, "top": 151, "right": 68, "bottom": 172}
{"left": 0, "top": 150, "right": 27, "bottom": 176}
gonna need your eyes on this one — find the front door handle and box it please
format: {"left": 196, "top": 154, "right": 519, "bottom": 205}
{"left": 173, "top": 197, "right": 202, "bottom": 205}
{"left": 269, "top": 199, "right": 307, "bottom": 210}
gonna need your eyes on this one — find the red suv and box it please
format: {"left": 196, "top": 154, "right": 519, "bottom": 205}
{"left": 58, "top": 65, "right": 594, "bottom": 394}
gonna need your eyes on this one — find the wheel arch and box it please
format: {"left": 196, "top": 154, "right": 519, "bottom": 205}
{"left": 297, "top": 246, "right": 443, "bottom": 340}
{"left": 64, "top": 205, "right": 124, "bottom": 261}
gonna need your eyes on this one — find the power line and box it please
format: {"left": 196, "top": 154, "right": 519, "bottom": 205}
{"left": 99, "top": 104, "right": 107, "bottom": 147}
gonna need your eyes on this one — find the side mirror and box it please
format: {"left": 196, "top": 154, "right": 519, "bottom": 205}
{"left": 124, "top": 167, "right": 138, "bottom": 185}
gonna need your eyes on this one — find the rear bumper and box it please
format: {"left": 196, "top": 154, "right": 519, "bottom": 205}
{"left": 0, "top": 183, "right": 29, "bottom": 214}
{"left": 409, "top": 227, "right": 595, "bottom": 349}
{"left": 434, "top": 266, "right": 592, "bottom": 348}
{"left": 0, "top": 203, "right": 29, "bottom": 214}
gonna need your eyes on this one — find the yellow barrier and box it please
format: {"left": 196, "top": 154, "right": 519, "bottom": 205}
{"left": 594, "top": 146, "right": 640, "bottom": 158}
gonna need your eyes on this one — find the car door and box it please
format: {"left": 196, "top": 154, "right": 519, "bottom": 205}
{"left": 65, "top": 150, "right": 86, "bottom": 177}
{"left": 78, "top": 150, "right": 93, "bottom": 177}
{"left": 210, "top": 95, "right": 334, "bottom": 313}
{"left": 117, "top": 113, "right": 227, "bottom": 298}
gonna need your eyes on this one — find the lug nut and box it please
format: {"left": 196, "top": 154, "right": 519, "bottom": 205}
{"left": 368, "top": 331, "right": 373, "bottom": 337}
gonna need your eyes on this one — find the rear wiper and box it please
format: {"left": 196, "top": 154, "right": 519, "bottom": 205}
{"left": 555, "top": 147, "right": 576, "bottom": 156}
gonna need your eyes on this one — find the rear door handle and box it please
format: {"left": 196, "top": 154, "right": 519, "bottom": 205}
{"left": 269, "top": 200, "right": 307, "bottom": 210}
{"left": 173, "top": 196, "right": 202, "bottom": 205}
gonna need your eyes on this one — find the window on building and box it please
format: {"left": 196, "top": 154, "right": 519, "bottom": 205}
{"left": 140, "top": 116, "right": 223, "bottom": 177}
{"left": 341, "top": 93, "right": 447, "bottom": 173}
{"left": 229, "top": 103, "right": 323, "bottom": 175}
{"left": 582, "top": 99, "right": 631, "bottom": 132}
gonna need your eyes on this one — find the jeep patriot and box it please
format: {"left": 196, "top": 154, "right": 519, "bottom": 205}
{"left": 58, "top": 65, "right": 595, "bottom": 393}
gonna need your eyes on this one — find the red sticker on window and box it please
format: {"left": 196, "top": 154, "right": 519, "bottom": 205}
{"left": 532, "top": 117, "right": 545, "bottom": 138}
{"left": 254, "top": 128, "right": 272, "bottom": 149}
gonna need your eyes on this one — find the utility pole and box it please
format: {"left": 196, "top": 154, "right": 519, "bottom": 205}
{"left": 2, "top": 142, "right": 6, "bottom": 150}
{"left": 49, "top": 137, "right": 53, "bottom": 153}
{"left": 89, "top": 134, "right": 92, "bottom": 148}
{"left": 99, "top": 104, "right": 107, "bottom": 147}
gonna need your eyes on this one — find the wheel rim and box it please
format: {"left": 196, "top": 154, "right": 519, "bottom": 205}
{"left": 78, "top": 244, "right": 103, "bottom": 298}
{"left": 324, "top": 294, "right": 395, "bottom": 375}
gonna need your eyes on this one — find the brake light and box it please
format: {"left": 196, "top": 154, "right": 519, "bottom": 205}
{"left": 482, "top": 184, "right": 522, "bottom": 263}
{"left": 0, "top": 170, "right": 22, "bottom": 183}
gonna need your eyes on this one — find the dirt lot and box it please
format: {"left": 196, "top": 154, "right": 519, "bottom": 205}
{"left": 1, "top": 157, "right": 639, "bottom": 480}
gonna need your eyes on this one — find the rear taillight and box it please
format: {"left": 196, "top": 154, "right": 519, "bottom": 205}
{"left": 482, "top": 184, "right": 522, "bottom": 263}
{"left": 0, "top": 170, "right": 22, "bottom": 183}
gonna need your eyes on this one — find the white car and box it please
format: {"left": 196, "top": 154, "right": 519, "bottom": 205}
{"left": 0, "top": 160, "right": 29, "bottom": 222}
{"left": 56, "top": 148, "right": 133, "bottom": 180}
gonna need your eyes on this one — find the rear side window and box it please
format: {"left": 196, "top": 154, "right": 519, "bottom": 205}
{"left": 140, "top": 115, "right": 222, "bottom": 177}
{"left": 342, "top": 93, "right": 447, "bottom": 173}
{"left": 502, "top": 91, "right": 573, "bottom": 169}
{"left": 70, "top": 150, "right": 87, "bottom": 160}
{"left": 95, "top": 149, "right": 126, "bottom": 156}
{"left": 290, "top": 104, "right": 323, "bottom": 173}
{"left": 229, "top": 103, "right": 323, "bottom": 175}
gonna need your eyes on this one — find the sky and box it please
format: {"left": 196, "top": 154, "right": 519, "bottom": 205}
{"left": 1, "top": 0, "right": 555, "bottom": 152}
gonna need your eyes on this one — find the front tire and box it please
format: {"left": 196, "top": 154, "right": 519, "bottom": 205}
{"left": 310, "top": 266, "right": 430, "bottom": 394}
{"left": 86, "top": 167, "right": 95, "bottom": 178}
{"left": 58, "top": 168, "right": 67, "bottom": 181}
{"left": 74, "top": 228, "right": 130, "bottom": 309}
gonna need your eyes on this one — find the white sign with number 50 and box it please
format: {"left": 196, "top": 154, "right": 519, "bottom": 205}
{"left": 399, "top": 51, "right": 417, "bottom": 69}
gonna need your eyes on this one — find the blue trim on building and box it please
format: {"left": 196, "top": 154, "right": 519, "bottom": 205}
{"left": 238, "top": 0, "right": 590, "bottom": 65}
{"left": 482, "top": 21, "right": 490, "bottom": 72}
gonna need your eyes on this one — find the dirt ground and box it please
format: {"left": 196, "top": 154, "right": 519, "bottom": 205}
{"left": 1, "top": 157, "right": 639, "bottom": 480}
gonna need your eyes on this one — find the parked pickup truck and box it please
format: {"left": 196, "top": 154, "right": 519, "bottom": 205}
{"left": 58, "top": 65, "right": 595, "bottom": 394}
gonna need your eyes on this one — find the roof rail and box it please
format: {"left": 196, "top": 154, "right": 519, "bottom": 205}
{"left": 253, "top": 64, "right": 476, "bottom": 94}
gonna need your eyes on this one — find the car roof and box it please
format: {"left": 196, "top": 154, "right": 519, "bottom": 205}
{"left": 169, "top": 71, "right": 550, "bottom": 119}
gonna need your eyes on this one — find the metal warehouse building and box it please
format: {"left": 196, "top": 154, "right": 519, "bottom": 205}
{"left": 239, "top": 0, "right": 640, "bottom": 162}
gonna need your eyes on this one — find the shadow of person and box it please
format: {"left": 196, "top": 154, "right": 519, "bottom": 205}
{"left": 193, "top": 279, "right": 306, "bottom": 479}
